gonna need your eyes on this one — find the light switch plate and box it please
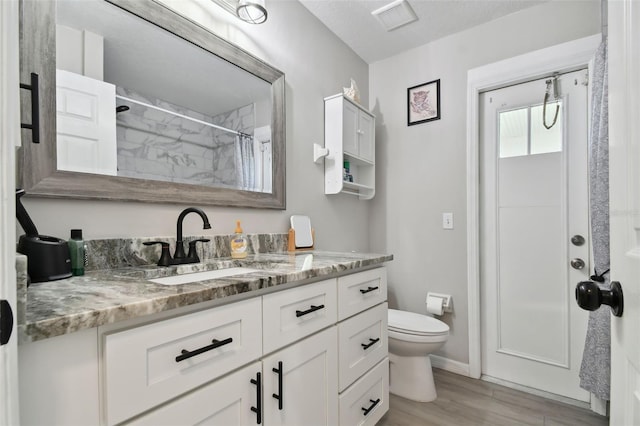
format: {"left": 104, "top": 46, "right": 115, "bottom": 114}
{"left": 442, "top": 212, "right": 454, "bottom": 229}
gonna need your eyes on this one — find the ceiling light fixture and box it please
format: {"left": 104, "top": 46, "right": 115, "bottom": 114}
{"left": 236, "top": 0, "right": 268, "bottom": 24}
{"left": 371, "top": 0, "right": 418, "bottom": 32}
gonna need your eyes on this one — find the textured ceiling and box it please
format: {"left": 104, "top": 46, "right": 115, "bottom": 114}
{"left": 297, "top": 0, "right": 549, "bottom": 63}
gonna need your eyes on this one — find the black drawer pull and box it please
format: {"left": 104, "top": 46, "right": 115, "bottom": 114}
{"left": 20, "top": 72, "right": 40, "bottom": 144}
{"left": 361, "top": 337, "right": 380, "bottom": 350}
{"left": 272, "top": 361, "right": 283, "bottom": 410}
{"left": 296, "top": 304, "right": 325, "bottom": 317}
{"left": 362, "top": 398, "right": 381, "bottom": 416}
{"left": 175, "top": 337, "right": 233, "bottom": 362}
{"left": 359, "top": 286, "right": 379, "bottom": 294}
{"left": 250, "top": 372, "right": 262, "bottom": 424}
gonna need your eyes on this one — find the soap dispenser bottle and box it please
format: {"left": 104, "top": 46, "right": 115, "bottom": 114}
{"left": 68, "top": 229, "right": 85, "bottom": 276}
{"left": 230, "top": 220, "right": 248, "bottom": 259}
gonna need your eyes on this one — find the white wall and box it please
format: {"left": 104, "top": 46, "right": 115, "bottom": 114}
{"left": 369, "top": 0, "right": 600, "bottom": 365}
{"left": 21, "top": 0, "right": 371, "bottom": 252}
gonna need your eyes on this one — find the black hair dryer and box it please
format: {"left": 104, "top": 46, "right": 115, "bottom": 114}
{"left": 16, "top": 189, "right": 71, "bottom": 283}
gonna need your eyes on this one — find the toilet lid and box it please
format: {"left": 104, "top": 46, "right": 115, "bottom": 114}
{"left": 388, "top": 309, "right": 449, "bottom": 336}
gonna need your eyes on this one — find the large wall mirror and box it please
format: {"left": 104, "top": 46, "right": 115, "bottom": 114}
{"left": 19, "top": 0, "right": 286, "bottom": 208}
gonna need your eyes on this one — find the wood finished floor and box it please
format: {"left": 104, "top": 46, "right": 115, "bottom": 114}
{"left": 377, "top": 369, "right": 608, "bottom": 426}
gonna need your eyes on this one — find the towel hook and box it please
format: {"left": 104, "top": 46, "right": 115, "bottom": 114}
{"left": 543, "top": 73, "right": 560, "bottom": 130}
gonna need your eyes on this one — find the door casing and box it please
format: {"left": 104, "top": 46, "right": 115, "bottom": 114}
{"left": 466, "top": 34, "right": 600, "bottom": 386}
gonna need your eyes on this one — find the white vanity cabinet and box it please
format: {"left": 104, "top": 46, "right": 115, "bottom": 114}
{"left": 324, "top": 94, "right": 376, "bottom": 200}
{"left": 18, "top": 267, "right": 389, "bottom": 426}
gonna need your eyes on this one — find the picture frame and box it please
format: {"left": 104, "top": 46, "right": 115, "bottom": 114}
{"left": 407, "top": 79, "right": 441, "bottom": 126}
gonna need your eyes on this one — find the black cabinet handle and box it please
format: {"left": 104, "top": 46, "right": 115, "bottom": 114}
{"left": 250, "top": 372, "right": 262, "bottom": 424}
{"left": 272, "top": 361, "right": 283, "bottom": 410}
{"left": 19, "top": 72, "right": 40, "bottom": 144}
{"left": 361, "top": 337, "right": 380, "bottom": 350}
{"left": 359, "top": 286, "right": 379, "bottom": 294}
{"left": 295, "top": 304, "right": 325, "bottom": 318}
{"left": 175, "top": 337, "right": 233, "bottom": 362}
{"left": 361, "top": 398, "right": 381, "bottom": 416}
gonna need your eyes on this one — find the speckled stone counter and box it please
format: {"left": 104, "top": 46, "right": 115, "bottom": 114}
{"left": 19, "top": 250, "right": 392, "bottom": 344}
{"left": 16, "top": 254, "right": 28, "bottom": 324}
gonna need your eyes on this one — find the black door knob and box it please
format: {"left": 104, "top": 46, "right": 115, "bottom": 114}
{"left": 575, "top": 280, "right": 624, "bottom": 317}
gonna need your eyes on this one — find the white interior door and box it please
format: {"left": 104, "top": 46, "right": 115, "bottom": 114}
{"left": 0, "top": 1, "right": 20, "bottom": 424}
{"left": 608, "top": 0, "right": 640, "bottom": 423}
{"left": 56, "top": 69, "right": 117, "bottom": 175}
{"left": 480, "top": 70, "right": 591, "bottom": 402}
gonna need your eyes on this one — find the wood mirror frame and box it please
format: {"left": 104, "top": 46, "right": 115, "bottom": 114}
{"left": 18, "top": 0, "right": 286, "bottom": 209}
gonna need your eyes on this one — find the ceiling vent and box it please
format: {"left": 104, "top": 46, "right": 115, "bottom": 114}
{"left": 371, "top": 0, "right": 418, "bottom": 32}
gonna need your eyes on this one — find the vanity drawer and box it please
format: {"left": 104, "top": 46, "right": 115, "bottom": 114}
{"left": 337, "top": 267, "right": 387, "bottom": 320}
{"left": 338, "top": 302, "right": 388, "bottom": 391}
{"left": 339, "top": 358, "right": 389, "bottom": 426}
{"left": 263, "top": 279, "right": 337, "bottom": 354}
{"left": 103, "top": 297, "right": 262, "bottom": 425}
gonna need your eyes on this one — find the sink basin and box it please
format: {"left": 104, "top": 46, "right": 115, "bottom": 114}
{"left": 149, "top": 267, "right": 261, "bottom": 285}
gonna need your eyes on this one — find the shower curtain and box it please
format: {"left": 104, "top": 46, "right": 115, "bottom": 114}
{"left": 578, "top": 39, "right": 610, "bottom": 401}
{"left": 235, "top": 133, "right": 256, "bottom": 191}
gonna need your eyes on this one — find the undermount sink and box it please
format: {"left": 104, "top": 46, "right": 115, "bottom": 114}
{"left": 149, "top": 267, "right": 261, "bottom": 285}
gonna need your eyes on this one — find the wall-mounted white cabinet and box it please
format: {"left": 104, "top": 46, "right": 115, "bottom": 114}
{"left": 324, "top": 94, "right": 376, "bottom": 200}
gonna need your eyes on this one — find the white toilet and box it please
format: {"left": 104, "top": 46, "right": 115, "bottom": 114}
{"left": 387, "top": 308, "right": 449, "bottom": 402}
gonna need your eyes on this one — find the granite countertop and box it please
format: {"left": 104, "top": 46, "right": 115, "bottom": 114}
{"left": 18, "top": 251, "right": 392, "bottom": 344}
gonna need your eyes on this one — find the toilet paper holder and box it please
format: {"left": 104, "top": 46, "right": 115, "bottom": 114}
{"left": 426, "top": 293, "right": 452, "bottom": 313}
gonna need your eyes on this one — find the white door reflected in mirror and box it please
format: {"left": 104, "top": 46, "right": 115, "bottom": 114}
{"left": 56, "top": 69, "right": 117, "bottom": 175}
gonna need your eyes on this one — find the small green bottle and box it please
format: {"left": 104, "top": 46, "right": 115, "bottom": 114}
{"left": 68, "top": 229, "right": 85, "bottom": 276}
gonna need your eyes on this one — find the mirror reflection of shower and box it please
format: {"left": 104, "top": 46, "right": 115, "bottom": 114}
{"left": 114, "top": 90, "right": 272, "bottom": 193}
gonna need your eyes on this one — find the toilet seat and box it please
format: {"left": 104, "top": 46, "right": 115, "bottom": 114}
{"left": 388, "top": 309, "right": 449, "bottom": 336}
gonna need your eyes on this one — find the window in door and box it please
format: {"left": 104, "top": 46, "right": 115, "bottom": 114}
{"left": 499, "top": 102, "right": 563, "bottom": 158}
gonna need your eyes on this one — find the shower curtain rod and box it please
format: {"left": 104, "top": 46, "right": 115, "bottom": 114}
{"left": 115, "top": 94, "right": 252, "bottom": 138}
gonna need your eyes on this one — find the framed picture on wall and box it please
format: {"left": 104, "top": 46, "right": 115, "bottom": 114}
{"left": 407, "top": 79, "right": 441, "bottom": 126}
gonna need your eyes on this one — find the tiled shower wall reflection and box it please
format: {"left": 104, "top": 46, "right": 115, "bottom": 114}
{"left": 115, "top": 87, "right": 255, "bottom": 188}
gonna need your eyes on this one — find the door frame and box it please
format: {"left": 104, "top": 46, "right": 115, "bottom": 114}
{"left": 0, "top": 0, "right": 21, "bottom": 424}
{"left": 466, "top": 35, "right": 601, "bottom": 380}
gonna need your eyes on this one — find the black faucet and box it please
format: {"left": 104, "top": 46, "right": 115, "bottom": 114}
{"left": 173, "top": 207, "right": 211, "bottom": 264}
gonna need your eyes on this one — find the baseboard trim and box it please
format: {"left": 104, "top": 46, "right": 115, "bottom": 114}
{"left": 430, "top": 355, "right": 470, "bottom": 377}
{"left": 481, "top": 374, "right": 592, "bottom": 410}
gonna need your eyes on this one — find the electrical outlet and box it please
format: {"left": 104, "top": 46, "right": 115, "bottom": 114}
{"left": 442, "top": 212, "right": 454, "bottom": 230}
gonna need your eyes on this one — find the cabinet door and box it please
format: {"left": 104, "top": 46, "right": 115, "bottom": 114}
{"left": 263, "top": 327, "right": 338, "bottom": 426}
{"left": 342, "top": 100, "right": 359, "bottom": 157}
{"left": 128, "top": 362, "right": 261, "bottom": 426}
{"left": 357, "top": 110, "right": 375, "bottom": 162}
